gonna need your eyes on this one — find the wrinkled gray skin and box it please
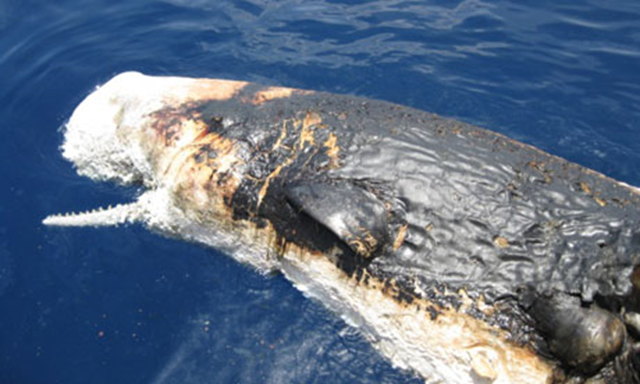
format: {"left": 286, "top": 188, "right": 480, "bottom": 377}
{"left": 204, "top": 90, "right": 640, "bottom": 382}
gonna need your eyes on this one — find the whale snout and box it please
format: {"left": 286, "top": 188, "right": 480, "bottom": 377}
{"left": 61, "top": 72, "right": 252, "bottom": 188}
{"left": 61, "top": 71, "right": 155, "bottom": 185}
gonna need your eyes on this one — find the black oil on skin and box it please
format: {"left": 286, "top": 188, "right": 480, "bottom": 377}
{"left": 193, "top": 87, "right": 640, "bottom": 382}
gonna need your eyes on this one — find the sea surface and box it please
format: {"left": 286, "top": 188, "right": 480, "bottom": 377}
{"left": 1, "top": 0, "right": 639, "bottom": 383}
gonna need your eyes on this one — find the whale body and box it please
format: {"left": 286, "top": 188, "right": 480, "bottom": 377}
{"left": 44, "top": 72, "right": 640, "bottom": 383}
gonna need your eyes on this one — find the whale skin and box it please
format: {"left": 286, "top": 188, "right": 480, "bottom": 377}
{"left": 44, "top": 72, "right": 640, "bottom": 383}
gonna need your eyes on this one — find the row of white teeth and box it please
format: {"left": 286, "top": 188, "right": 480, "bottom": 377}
{"left": 43, "top": 202, "right": 139, "bottom": 227}
{"left": 48, "top": 204, "right": 121, "bottom": 218}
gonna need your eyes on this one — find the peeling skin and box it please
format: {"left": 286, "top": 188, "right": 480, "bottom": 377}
{"left": 44, "top": 72, "right": 640, "bottom": 383}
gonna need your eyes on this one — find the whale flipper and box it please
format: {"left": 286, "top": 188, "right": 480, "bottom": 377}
{"left": 285, "top": 180, "right": 389, "bottom": 258}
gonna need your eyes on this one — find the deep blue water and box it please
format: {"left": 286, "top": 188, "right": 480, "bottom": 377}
{"left": 1, "top": 0, "right": 639, "bottom": 383}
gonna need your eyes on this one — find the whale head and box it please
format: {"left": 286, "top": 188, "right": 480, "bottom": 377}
{"left": 42, "top": 72, "right": 279, "bottom": 266}
{"left": 61, "top": 71, "right": 250, "bottom": 185}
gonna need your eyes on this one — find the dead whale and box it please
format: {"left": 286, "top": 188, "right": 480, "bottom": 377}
{"left": 43, "top": 72, "right": 640, "bottom": 383}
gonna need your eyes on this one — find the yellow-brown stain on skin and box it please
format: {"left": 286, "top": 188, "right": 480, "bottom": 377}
{"left": 348, "top": 238, "right": 370, "bottom": 258}
{"left": 256, "top": 120, "right": 299, "bottom": 207}
{"left": 527, "top": 161, "right": 552, "bottom": 184}
{"left": 257, "top": 157, "right": 294, "bottom": 207}
{"left": 251, "top": 87, "right": 315, "bottom": 105}
{"left": 254, "top": 87, "right": 295, "bottom": 104}
{"left": 146, "top": 109, "right": 244, "bottom": 225}
{"left": 362, "top": 232, "right": 377, "bottom": 251}
{"left": 177, "top": 132, "right": 241, "bottom": 213}
{"left": 188, "top": 79, "right": 249, "bottom": 102}
{"left": 527, "top": 161, "right": 546, "bottom": 171}
{"left": 299, "top": 111, "right": 321, "bottom": 149}
{"left": 579, "top": 181, "right": 609, "bottom": 207}
{"left": 272, "top": 121, "right": 289, "bottom": 151}
{"left": 393, "top": 223, "right": 409, "bottom": 251}
{"left": 494, "top": 236, "right": 509, "bottom": 249}
{"left": 257, "top": 113, "right": 327, "bottom": 207}
{"left": 323, "top": 132, "right": 340, "bottom": 168}
{"left": 594, "top": 197, "right": 607, "bottom": 207}
{"left": 344, "top": 229, "right": 378, "bottom": 258}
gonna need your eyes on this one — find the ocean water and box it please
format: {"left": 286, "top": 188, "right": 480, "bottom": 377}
{"left": 1, "top": 0, "right": 639, "bottom": 383}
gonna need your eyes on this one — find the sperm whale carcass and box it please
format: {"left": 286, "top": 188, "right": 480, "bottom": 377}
{"left": 44, "top": 72, "right": 640, "bottom": 383}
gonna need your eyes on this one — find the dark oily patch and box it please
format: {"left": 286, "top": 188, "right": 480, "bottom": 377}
{"left": 285, "top": 180, "right": 389, "bottom": 258}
